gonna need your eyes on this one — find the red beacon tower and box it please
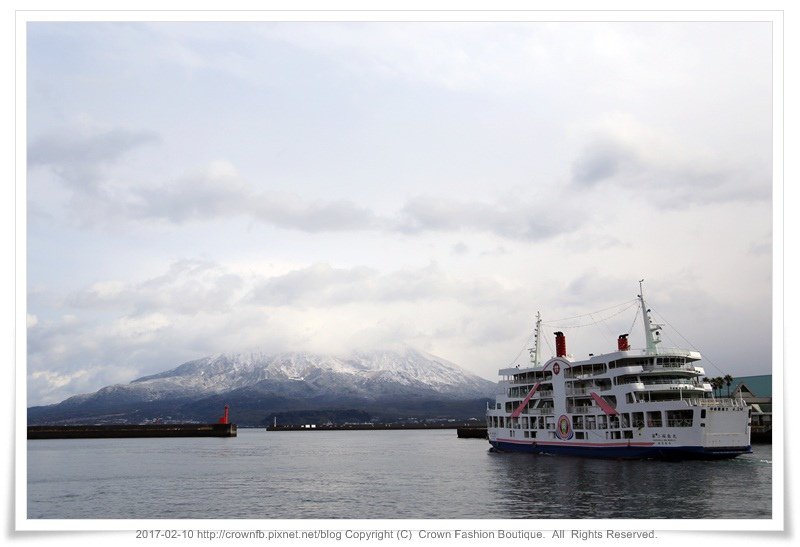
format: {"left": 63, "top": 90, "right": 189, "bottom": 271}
{"left": 218, "top": 405, "right": 230, "bottom": 425}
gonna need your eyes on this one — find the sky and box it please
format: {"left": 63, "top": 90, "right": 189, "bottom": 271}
{"left": 24, "top": 19, "right": 775, "bottom": 407}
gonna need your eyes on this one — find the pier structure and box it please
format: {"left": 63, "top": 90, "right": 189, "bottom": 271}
{"left": 27, "top": 423, "right": 237, "bottom": 439}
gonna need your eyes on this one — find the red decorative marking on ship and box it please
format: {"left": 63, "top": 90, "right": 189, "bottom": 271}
{"left": 510, "top": 383, "right": 541, "bottom": 419}
{"left": 590, "top": 392, "right": 619, "bottom": 416}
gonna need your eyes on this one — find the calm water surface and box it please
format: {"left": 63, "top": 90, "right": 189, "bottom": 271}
{"left": 27, "top": 429, "right": 772, "bottom": 519}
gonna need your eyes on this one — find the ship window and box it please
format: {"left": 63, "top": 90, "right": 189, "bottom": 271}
{"left": 623, "top": 430, "right": 633, "bottom": 439}
{"left": 575, "top": 432, "right": 585, "bottom": 439}
{"left": 646, "top": 411, "right": 663, "bottom": 427}
{"left": 700, "top": 409, "right": 706, "bottom": 418}
{"left": 573, "top": 416, "right": 584, "bottom": 429}
{"left": 632, "top": 412, "right": 644, "bottom": 428}
{"left": 667, "top": 410, "right": 693, "bottom": 427}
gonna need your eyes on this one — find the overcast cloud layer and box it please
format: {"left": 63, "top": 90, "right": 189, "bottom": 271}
{"left": 26, "top": 21, "right": 773, "bottom": 406}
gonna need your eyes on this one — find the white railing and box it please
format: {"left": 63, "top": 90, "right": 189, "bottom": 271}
{"left": 507, "top": 389, "right": 553, "bottom": 398}
{"left": 695, "top": 398, "right": 747, "bottom": 408}
{"left": 566, "top": 386, "right": 611, "bottom": 396}
{"left": 509, "top": 379, "right": 550, "bottom": 386}
{"left": 524, "top": 408, "right": 554, "bottom": 415}
{"left": 566, "top": 406, "right": 593, "bottom": 414}
{"left": 565, "top": 388, "right": 588, "bottom": 396}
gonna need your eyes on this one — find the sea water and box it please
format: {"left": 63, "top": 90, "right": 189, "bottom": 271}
{"left": 27, "top": 428, "right": 772, "bottom": 520}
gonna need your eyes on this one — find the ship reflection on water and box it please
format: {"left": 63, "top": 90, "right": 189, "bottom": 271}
{"left": 484, "top": 445, "right": 771, "bottom": 519}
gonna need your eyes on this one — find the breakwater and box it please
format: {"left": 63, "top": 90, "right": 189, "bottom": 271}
{"left": 266, "top": 423, "right": 489, "bottom": 439}
{"left": 456, "top": 427, "right": 488, "bottom": 439}
{"left": 267, "top": 423, "right": 458, "bottom": 431}
{"left": 28, "top": 423, "right": 237, "bottom": 439}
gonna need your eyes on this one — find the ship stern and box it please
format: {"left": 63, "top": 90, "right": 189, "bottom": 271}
{"left": 700, "top": 403, "right": 751, "bottom": 457}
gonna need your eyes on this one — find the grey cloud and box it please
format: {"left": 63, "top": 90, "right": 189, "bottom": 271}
{"left": 570, "top": 133, "right": 771, "bottom": 207}
{"left": 396, "top": 196, "right": 575, "bottom": 241}
{"left": 124, "top": 175, "right": 383, "bottom": 231}
{"left": 31, "top": 127, "right": 585, "bottom": 241}
{"left": 29, "top": 128, "right": 159, "bottom": 167}
{"left": 129, "top": 170, "right": 381, "bottom": 232}
{"left": 249, "top": 262, "right": 374, "bottom": 306}
{"left": 137, "top": 186, "right": 569, "bottom": 240}
{"left": 451, "top": 242, "right": 469, "bottom": 255}
{"left": 571, "top": 137, "right": 637, "bottom": 186}
{"left": 252, "top": 195, "right": 381, "bottom": 232}
{"left": 249, "top": 262, "right": 516, "bottom": 308}
{"left": 68, "top": 259, "right": 244, "bottom": 316}
{"left": 131, "top": 169, "right": 252, "bottom": 223}
{"left": 30, "top": 124, "right": 380, "bottom": 233}
{"left": 28, "top": 127, "right": 159, "bottom": 197}
{"left": 559, "top": 273, "right": 636, "bottom": 309}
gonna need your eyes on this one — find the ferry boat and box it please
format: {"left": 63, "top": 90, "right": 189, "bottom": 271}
{"left": 486, "top": 284, "right": 751, "bottom": 459}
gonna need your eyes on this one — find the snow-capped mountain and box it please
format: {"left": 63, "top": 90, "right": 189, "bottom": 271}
{"left": 28, "top": 347, "right": 499, "bottom": 425}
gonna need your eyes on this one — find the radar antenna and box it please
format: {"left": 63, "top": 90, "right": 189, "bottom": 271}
{"left": 528, "top": 312, "right": 542, "bottom": 366}
{"left": 638, "top": 280, "right": 663, "bottom": 354}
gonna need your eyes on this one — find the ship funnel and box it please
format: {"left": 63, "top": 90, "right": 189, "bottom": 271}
{"left": 555, "top": 331, "right": 567, "bottom": 357}
{"left": 618, "top": 334, "right": 630, "bottom": 351}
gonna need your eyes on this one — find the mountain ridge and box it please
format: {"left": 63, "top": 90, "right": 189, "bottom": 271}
{"left": 28, "top": 347, "right": 499, "bottom": 426}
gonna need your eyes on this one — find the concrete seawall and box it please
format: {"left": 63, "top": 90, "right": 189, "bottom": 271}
{"left": 28, "top": 423, "right": 237, "bottom": 439}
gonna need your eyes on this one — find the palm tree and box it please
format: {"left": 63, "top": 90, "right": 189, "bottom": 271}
{"left": 724, "top": 374, "right": 734, "bottom": 397}
{"left": 712, "top": 377, "right": 724, "bottom": 397}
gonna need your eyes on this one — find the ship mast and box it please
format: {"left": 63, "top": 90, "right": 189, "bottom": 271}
{"left": 529, "top": 312, "right": 542, "bottom": 366}
{"left": 638, "top": 280, "right": 663, "bottom": 354}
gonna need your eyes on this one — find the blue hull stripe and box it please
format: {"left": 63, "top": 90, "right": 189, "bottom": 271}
{"left": 489, "top": 440, "right": 751, "bottom": 460}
